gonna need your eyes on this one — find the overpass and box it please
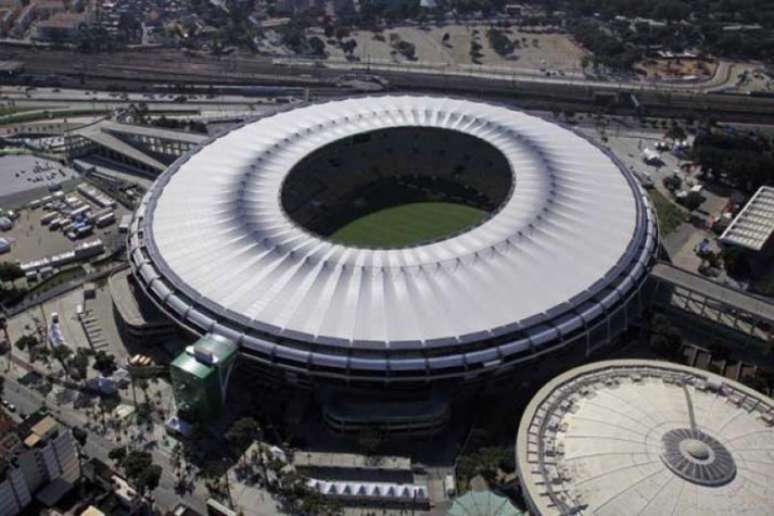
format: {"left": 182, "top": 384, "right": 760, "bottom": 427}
{"left": 649, "top": 262, "right": 774, "bottom": 345}
{"left": 65, "top": 119, "right": 208, "bottom": 174}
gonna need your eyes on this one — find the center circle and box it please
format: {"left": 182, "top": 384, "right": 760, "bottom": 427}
{"left": 280, "top": 127, "right": 513, "bottom": 249}
{"left": 681, "top": 439, "right": 711, "bottom": 461}
{"left": 660, "top": 428, "right": 736, "bottom": 486}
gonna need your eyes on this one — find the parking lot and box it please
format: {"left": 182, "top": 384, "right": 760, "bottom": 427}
{"left": 0, "top": 184, "right": 130, "bottom": 265}
{"left": 0, "top": 155, "right": 79, "bottom": 208}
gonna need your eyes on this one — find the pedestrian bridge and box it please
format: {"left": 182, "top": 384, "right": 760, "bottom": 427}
{"left": 649, "top": 261, "right": 774, "bottom": 344}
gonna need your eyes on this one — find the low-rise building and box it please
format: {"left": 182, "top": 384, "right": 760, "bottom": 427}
{"left": 33, "top": 11, "right": 88, "bottom": 41}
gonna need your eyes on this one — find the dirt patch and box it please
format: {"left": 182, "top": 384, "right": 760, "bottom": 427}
{"left": 304, "top": 24, "right": 587, "bottom": 72}
{"left": 635, "top": 58, "right": 717, "bottom": 81}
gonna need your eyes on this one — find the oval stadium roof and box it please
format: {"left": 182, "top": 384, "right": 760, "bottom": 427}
{"left": 133, "top": 96, "right": 656, "bottom": 361}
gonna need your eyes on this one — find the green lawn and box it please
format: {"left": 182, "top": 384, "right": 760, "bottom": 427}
{"left": 329, "top": 202, "right": 488, "bottom": 248}
{"left": 648, "top": 189, "right": 687, "bottom": 236}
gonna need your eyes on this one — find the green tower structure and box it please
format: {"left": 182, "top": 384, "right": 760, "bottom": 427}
{"left": 170, "top": 333, "right": 238, "bottom": 424}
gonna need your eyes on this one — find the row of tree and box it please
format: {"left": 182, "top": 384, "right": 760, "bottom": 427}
{"left": 693, "top": 129, "right": 774, "bottom": 193}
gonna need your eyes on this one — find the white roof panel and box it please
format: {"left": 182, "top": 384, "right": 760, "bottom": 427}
{"left": 140, "top": 96, "right": 654, "bottom": 357}
{"left": 721, "top": 186, "right": 774, "bottom": 251}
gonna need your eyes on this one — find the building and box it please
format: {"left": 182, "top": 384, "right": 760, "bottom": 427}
{"left": 720, "top": 186, "right": 774, "bottom": 252}
{"left": 109, "top": 269, "right": 177, "bottom": 342}
{"left": 0, "top": 414, "right": 81, "bottom": 516}
{"left": 719, "top": 185, "right": 774, "bottom": 279}
{"left": 170, "top": 333, "right": 238, "bottom": 423}
{"left": 448, "top": 490, "right": 524, "bottom": 516}
{"left": 11, "top": 3, "right": 34, "bottom": 36}
{"left": 33, "top": 11, "right": 88, "bottom": 41}
{"left": 516, "top": 360, "right": 774, "bottom": 515}
{"left": 305, "top": 478, "right": 430, "bottom": 508}
{"left": 129, "top": 96, "right": 657, "bottom": 429}
{"left": 0, "top": 7, "right": 18, "bottom": 37}
{"left": 293, "top": 451, "right": 413, "bottom": 483}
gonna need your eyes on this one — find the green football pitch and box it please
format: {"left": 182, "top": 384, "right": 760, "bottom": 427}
{"left": 329, "top": 202, "right": 488, "bottom": 248}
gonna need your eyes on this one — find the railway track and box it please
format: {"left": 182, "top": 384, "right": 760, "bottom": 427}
{"left": 6, "top": 47, "right": 774, "bottom": 122}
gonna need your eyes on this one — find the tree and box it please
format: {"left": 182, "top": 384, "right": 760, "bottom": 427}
{"left": 488, "top": 29, "right": 514, "bottom": 56}
{"left": 99, "top": 395, "right": 120, "bottom": 428}
{"left": 109, "top": 446, "right": 127, "bottom": 464}
{"left": 226, "top": 417, "right": 261, "bottom": 465}
{"left": 663, "top": 173, "right": 682, "bottom": 191}
{"left": 93, "top": 350, "right": 117, "bottom": 376}
{"left": 72, "top": 426, "right": 88, "bottom": 446}
{"left": 681, "top": 191, "right": 704, "bottom": 211}
{"left": 69, "top": 349, "right": 90, "bottom": 380}
{"left": 136, "top": 464, "right": 162, "bottom": 494}
{"left": 52, "top": 345, "right": 72, "bottom": 363}
{"left": 280, "top": 22, "right": 307, "bottom": 53}
{"left": 722, "top": 246, "right": 752, "bottom": 279}
{"left": 456, "top": 446, "right": 513, "bottom": 490}
{"left": 0, "top": 262, "right": 23, "bottom": 282}
{"left": 119, "top": 449, "right": 161, "bottom": 494}
{"left": 666, "top": 122, "right": 687, "bottom": 141}
{"left": 334, "top": 26, "right": 350, "bottom": 40}
{"left": 14, "top": 334, "right": 37, "bottom": 351}
{"left": 308, "top": 36, "right": 325, "bottom": 56}
{"left": 340, "top": 38, "right": 357, "bottom": 55}
{"left": 123, "top": 449, "right": 152, "bottom": 479}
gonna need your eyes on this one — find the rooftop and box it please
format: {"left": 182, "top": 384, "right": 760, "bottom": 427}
{"left": 517, "top": 360, "right": 774, "bottom": 516}
{"left": 293, "top": 451, "right": 412, "bottom": 472}
{"left": 720, "top": 186, "right": 774, "bottom": 251}
{"left": 171, "top": 350, "right": 213, "bottom": 380}
{"left": 136, "top": 95, "right": 655, "bottom": 355}
{"left": 448, "top": 490, "right": 525, "bottom": 516}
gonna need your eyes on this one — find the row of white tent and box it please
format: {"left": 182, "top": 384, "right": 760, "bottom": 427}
{"left": 307, "top": 478, "right": 429, "bottom": 504}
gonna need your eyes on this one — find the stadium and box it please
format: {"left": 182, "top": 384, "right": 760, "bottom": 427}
{"left": 127, "top": 96, "right": 658, "bottom": 424}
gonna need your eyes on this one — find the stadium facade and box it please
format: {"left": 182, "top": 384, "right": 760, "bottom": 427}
{"left": 127, "top": 96, "right": 658, "bottom": 417}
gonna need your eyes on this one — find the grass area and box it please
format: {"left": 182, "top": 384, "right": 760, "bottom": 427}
{"left": 0, "top": 106, "right": 37, "bottom": 117}
{"left": 26, "top": 265, "right": 86, "bottom": 297}
{"left": 329, "top": 202, "right": 487, "bottom": 248}
{"left": 648, "top": 189, "right": 687, "bottom": 236}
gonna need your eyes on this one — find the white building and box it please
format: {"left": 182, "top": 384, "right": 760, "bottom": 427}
{"left": 517, "top": 360, "right": 774, "bottom": 515}
{"left": 129, "top": 96, "right": 658, "bottom": 392}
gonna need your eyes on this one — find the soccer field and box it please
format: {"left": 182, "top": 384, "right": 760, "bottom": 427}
{"left": 330, "top": 202, "right": 488, "bottom": 248}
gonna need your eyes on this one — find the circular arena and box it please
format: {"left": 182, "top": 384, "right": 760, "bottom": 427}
{"left": 128, "top": 96, "right": 658, "bottom": 386}
{"left": 516, "top": 360, "right": 774, "bottom": 515}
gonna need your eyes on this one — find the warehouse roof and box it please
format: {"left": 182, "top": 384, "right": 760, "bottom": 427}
{"left": 720, "top": 186, "right": 774, "bottom": 251}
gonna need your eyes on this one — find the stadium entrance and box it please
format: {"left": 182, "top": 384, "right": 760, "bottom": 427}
{"left": 280, "top": 127, "right": 513, "bottom": 248}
